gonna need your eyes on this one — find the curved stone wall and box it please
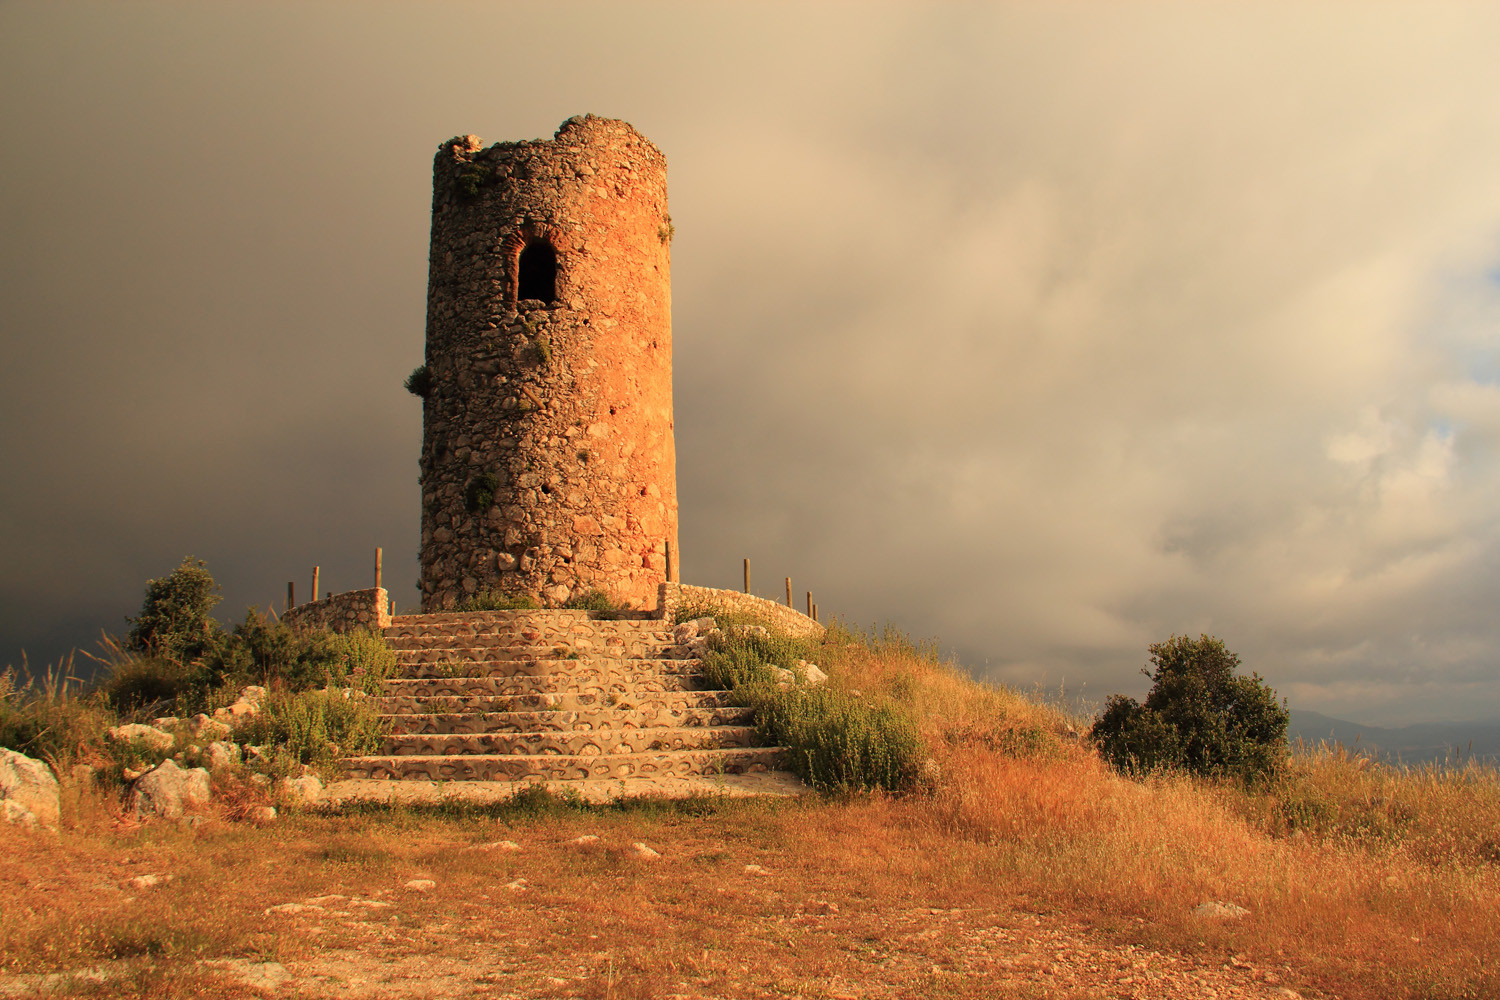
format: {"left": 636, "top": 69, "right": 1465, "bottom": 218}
{"left": 420, "top": 115, "right": 678, "bottom": 611}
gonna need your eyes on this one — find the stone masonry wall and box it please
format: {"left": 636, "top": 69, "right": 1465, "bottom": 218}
{"left": 281, "top": 588, "right": 391, "bottom": 634}
{"left": 657, "top": 583, "right": 826, "bottom": 641}
{"left": 420, "top": 115, "right": 678, "bottom": 613}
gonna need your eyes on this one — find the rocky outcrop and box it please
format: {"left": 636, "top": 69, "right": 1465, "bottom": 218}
{"left": 0, "top": 749, "right": 60, "bottom": 830}
{"left": 107, "top": 724, "right": 175, "bottom": 752}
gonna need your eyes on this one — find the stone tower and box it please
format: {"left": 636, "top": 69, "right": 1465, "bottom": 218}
{"left": 418, "top": 115, "right": 678, "bottom": 611}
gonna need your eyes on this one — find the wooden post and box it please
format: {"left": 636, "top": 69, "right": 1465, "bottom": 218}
{"left": 286, "top": 581, "right": 294, "bottom": 611}
{"left": 743, "top": 558, "right": 750, "bottom": 594}
{"left": 806, "top": 591, "right": 813, "bottom": 617}
{"left": 785, "top": 577, "right": 792, "bottom": 607}
{"left": 311, "top": 566, "right": 319, "bottom": 605}
{"left": 813, "top": 603, "right": 819, "bottom": 623}
{"left": 374, "top": 547, "right": 382, "bottom": 591}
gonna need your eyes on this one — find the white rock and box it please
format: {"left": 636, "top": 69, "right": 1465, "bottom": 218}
{"left": 265, "top": 902, "right": 321, "bottom": 915}
{"left": 690, "top": 617, "right": 717, "bottom": 631}
{"left": 769, "top": 667, "right": 795, "bottom": 687}
{"left": 206, "top": 741, "right": 240, "bottom": 770}
{"left": 247, "top": 805, "right": 277, "bottom": 824}
{"left": 151, "top": 716, "right": 180, "bottom": 730}
{"left": 630, "top": 842, "right": 660, "bottom": 859}
{"left": 107, "top": 724, "right": 175, "bottom": 752}
{"left": 278, "top": 774, "right": 324, "bottom": 805}
{"left": 465, "top": 840, "right": 521, "bottom": 852}
{"left": 191, "top": 714, "right": 231, "bottom": 741}
{"left": 1, "top": 799, "right": 38, "bottom": 829}
{"left": 504, "top": 878, "right": 528, "bottom": 891}
{"left": 796, "top": 661, "right": 829, "bottom": 685}
{"left": 672, "top": 622, "right": 699, "bottom": 643}
{"left": 216, "top": 959, "right": 291, "bottom": 993}
{"left": 128, "top": 760, "right": 210, "bottom": 820}
{"left": 405, "top": 879, "right": 435, "bottom": 892}
{"left": 0, "top": 749, "right": 60, "bottom": 830}
{"left": 1193, "top": 900, "right": 1250, "bottom": 921}
{"left": 129, "top": 874, "right": 168, "bottom": 889}
{"left": 744, "top": 864, "right": 769, "bottom": 876}
{"left": 569, "top": 834, "right": 600, "bottom": 845}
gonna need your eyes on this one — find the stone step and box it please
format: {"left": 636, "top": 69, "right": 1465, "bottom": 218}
{"left": 393, "top": 645, "right": 690, "bottom": 665}
{"left": 383, "top": 670, "right": 705, "bottom": 700}
{"left": 376, "top": 690, "right": 737, "bottom": 715}
{"left": 378, "top": 725, "right": 758, "bottom": 757}
{"left": 385, "top": 623, "right": 677, "bottom": 647}
{"left": 383, "top": 705, "right": 755, "bottom": 735}
{"left": 340, "top": 746, "right": 787, "bottom": 782}
{"left": 394, "top": 657, "right": 701, "bottom": 679}
{"left": 385, "top": 610, "right": 663, "bottom": 634}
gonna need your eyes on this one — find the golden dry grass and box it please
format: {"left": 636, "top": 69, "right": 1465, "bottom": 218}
{"left": 1, "top": 623, "right": 1496, "bottom": 999}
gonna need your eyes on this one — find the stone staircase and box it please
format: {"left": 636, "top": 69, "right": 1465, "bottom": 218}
{"left": 338, "top": 610, "right": 788, "bottom": 784}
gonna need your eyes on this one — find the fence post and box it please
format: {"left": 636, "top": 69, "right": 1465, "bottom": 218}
{"left": 806, "top": 591, "right": 813, "bottom": 617}
{"left": 286, "top": 581, "right": 294, "bottom": 611}
{"left": 311, "top": 566, "right": 319, "bottom": 605}
{"left": 785, "top": 577, "right": 792, "bottom": 607}
{"left": 743, "top": 558, "right": 750, "bottom": 594}
{"left": 374, "top": 547, "right": 382, "bottom": 591}
{"left": 813, "top": 603, "right": 819, "bottom": 623}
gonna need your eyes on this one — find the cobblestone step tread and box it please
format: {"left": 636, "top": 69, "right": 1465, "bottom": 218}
{"left": 379, "top": 725, "right": 758, "bottom": 756}
{"left": 393, "top": 657, "right": 702, "bottom": 678}
{"left": 376, "top": 691, "right": 738, "bottom": 714}
{"left": 383, "top": 706, "right": 755, "bottom": 734}
{"left": 341, "top": 747, "right": 787, "bottom": 782}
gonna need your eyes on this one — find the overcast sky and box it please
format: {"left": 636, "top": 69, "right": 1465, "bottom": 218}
{"left": 5, "top": 3, "right": 1500, "bottom": 726}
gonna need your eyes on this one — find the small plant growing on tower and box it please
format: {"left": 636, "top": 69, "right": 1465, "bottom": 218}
{"left": 455, "top": 161, "right": 492, "bottom": 200}
{"left": 464, "top": 472, "right": 500, "bottom": 514}
{"left": 658, "top": 214, "right": 674, "bottom": 244}
{"left": 1089, "top": 633, "right": 1289, "bottom": 781}
{"left": 404, "top": 364, "right": 433, "bottom": 398}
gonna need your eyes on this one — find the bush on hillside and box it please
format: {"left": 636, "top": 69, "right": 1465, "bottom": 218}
{"left": 1090, "top": 633, "right": 1288, "bottom": 780}
{"left": 125, "top": 557, "right": 223, "bottom": 662}
{"left": 698, "top": 617, "right": 924, "bottom": 792}
{"left": 562, "top": 588, "right": 628, "bottom": 618}
{"left": 236, "top": 687, "right": 387, "bottom": 779}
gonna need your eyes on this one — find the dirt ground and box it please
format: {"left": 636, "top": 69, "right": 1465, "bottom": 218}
{"left": 0, "top": 792, "right": 1322, "bottom": 1000}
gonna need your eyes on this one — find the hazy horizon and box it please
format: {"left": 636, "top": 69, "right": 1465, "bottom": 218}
{"left": 6, "top": 4, "right": 1500, "bottom": 728}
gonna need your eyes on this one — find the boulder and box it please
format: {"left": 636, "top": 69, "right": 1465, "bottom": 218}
{"left": 213, "top": 685, "right": 267, "bottom": 722}
{"left": 1193, "top": 900, "right": 1250, "bottom": 921}
{"left": 277, "top": 774, "right": 323, "bottom": 806}
{"left": 128, "top": 759, "right": 211, "bottom": 820}
{"left": 191, "top": 714, "right": 232, "bottom": 741}
{"left": 796, "top": 660, "right": 828, "bottom": 685}
{"left": 0, "top": 749, "right": 61, "bottom": 830}
{"left": 206, "top": 741, "right": 241, "bottom": 771}
{"left": 107, "top": 724, "right": 175, "bottom": 752}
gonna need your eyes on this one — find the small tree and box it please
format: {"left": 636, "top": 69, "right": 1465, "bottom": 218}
{"left": 125, "top": 556, "right": 223, "bottom": 663}
{"left": 1090, "top": 634, "right": 1288, "bottom": 780}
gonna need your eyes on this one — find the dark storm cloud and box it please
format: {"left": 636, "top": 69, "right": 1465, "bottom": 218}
{"left": 5, "top": 3, "right": 1500, "bottom": 725}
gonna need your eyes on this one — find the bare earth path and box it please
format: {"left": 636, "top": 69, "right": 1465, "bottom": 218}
{"left": 0, "top": 793, "right": 1320, "bottom": 1000}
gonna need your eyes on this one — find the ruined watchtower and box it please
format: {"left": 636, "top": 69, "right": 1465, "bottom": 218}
{"left": 418, "top": 115, "right": 678, "bottom": 611}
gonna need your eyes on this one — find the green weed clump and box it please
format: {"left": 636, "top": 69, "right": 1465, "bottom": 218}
{"left": 237, "top": 688, "right": 387, "bottom": 779}
{"left": 455, "top": 591, "right": 540, "bottom": 612}
{"left": 562, "top": 589, "right": 628, "bottom": 618}
{"left": 695, "top": 615, "right": 923, "bottom": 793}
{"left": 404, "top": 364, "right": 433, "bottom": 398}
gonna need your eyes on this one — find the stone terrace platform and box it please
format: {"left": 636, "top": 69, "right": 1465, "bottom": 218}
{"left": 337, "top": 609, "right": 798, "bottom": 794}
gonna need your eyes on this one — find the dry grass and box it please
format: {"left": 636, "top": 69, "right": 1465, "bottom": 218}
{"left": 2, "top": 623, "right": 1496, "bottom": 998}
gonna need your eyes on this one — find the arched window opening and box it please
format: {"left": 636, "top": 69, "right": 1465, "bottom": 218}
{"left": 517, "top": 240, "right": 557, "bottom": 303}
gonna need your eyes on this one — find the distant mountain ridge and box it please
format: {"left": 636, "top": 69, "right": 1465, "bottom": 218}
{"left": 1288, "top": 710, "right": 1500, "bottom": 767}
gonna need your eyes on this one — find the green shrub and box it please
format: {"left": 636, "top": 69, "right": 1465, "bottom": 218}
{"left": 455, "top": 591, "right": 539, "bottom": 612}
{"left": 1089, "top": 633, "right": 1288, "bottom": 781}
{"left": 237, "top": 688, "right": 388, "bottom": 779}
{"left": 455, "top": 161, "right": 491, "bottom": 200}
{"left": 125, "top": 557, "right": 223, "bottom": 662}
{"left": 0, "top": 660, "right": 114, "bottom": 766}
{"left": 322, "top": 629, "right": 400, "bottom": 697}
{"left": 698, "top": 619, "right": 923, "bottom": 792}
{"left": 103, "top": 652, "right": 206, "bottom": 714}
{"left": 211, "top": 609, "right": 344, "bottom": 694}
{"left": 404, "top": 364, "right": 432, "bottom": 398}
{"left": 465, "top": 472, "right": 500, "bottom": 514}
